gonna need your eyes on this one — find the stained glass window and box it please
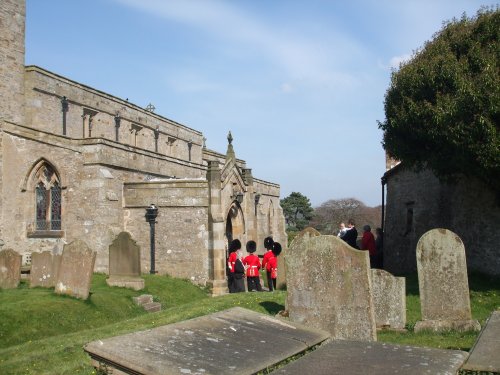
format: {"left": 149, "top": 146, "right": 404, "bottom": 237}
{"left": 34, "top": 165, "right": 61, "bottom": 231}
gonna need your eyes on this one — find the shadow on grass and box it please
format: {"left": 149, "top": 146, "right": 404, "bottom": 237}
{"left": 259, "top": 301, "right": 285, "bottom": 315}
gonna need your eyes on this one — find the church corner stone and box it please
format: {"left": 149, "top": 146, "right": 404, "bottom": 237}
{"left": 286, "top": 235, "right": 376, "bottom": 341}
{"left": 415, "top": 228, "right": 480, "bottom": 333}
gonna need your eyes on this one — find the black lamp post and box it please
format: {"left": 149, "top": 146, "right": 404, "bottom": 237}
{"left": 145, "top": 203, "right": 159, "bottom": 274}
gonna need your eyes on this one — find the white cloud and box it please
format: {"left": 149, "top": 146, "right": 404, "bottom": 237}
{"left": 112, "top": 0, "right": 367, "bottom": 91}
{"left": 280, "top": 83, "right": 293, "bottom": 93}
{"left": 389, "top": 53, "right": 412, "bottom": 69}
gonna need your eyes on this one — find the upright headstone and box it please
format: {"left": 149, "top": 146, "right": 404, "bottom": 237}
{"left": 55, "top": 239, "right": 96, "bottom": 299}
{"left": 0, "top": 248, "right": 22, "bottom": 289}
{"left": 286, "top": 235, "right": 376, "bottom": 341}
{"left": 370, "top": 269, "right": 406, "bottom": 330}
{"left": 106, "top": 232, "right": 144, "bottom": 290}
{"left": 415, "top": 228, "right": 480, "bottom": 333}
{"left": 30, "top": 251, "right": 62, "bottom": 288}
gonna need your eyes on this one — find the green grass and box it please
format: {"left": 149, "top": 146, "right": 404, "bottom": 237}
{"left": 0, "top": 272, "right": 498, "bottom": 374}
{"left": 0, "top": 274, "right": 285, "bottom": 374}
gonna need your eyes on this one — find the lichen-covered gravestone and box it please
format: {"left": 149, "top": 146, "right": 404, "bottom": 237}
{"left": 106, "top": 232, "right": 144, "bottom": 290}
{"left": 55, "top": 239, "right": 96, "bottom": 299}
{"left": 286, "top": 235, "right": 376, "bottom": 341}
{"left": 30, "top": 251, "right": 62, "bottom": 288}
{"left": 0, "top": 248, "right": 22, "bottom": 289}
{"left": 370, "top": 269, "right": 406, "bottom": 330}
{"left": 415, "top": 228, "right": 480, "bottom": 333}
{"left": 280, "top": 227, "right": 321, "bottom": 292}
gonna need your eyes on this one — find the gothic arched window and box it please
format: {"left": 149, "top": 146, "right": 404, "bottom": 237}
{"left": 34, "top": 164, "right": 61, "bottom": 230}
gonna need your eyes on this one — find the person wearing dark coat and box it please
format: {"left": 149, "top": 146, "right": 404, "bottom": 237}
{"left": 227, "top": 239, "right": 241, "bottom": 293}
{"left": 233, "top": 247, "right": 246, "bottom": 293}
{"left": 342, "top": 219, "right": 359, "bottom": 249}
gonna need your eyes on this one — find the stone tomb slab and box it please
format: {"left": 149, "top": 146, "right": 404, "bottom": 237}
{"left": 84, "top": 307, "right": 330, "bottom": 375}
{"left": 273, "top": 340, "right": 468, "bottom": 375}
{"left": 462, "top": 310, "right": 500, "bottom": 373}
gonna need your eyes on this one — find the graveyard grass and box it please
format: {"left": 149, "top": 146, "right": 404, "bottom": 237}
{"left": 0, "top": 273, "right": 498, "bottom": 375}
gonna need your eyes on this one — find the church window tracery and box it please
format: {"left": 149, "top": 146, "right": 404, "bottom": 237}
{"left": 34, "top": 164, "right": 61, "bottom": 230}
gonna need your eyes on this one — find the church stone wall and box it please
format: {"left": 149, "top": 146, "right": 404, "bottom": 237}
{"left": 124, "top": 180, "right": 210, "bottom": 284}
{"left": 24, "top": 67, "right": 204, "bottom": 164}
{"left": 384, "top": 166, "right": 500, "bottom": 277}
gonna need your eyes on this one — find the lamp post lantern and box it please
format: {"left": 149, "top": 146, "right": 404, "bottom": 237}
{"left": 145, "top": 203, "right": 159, "bottom": 274}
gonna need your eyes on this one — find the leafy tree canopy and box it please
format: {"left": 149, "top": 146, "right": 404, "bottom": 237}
{"left": 280, "top": 192, "right": 314, "bottom": 231}
{"left": 378, "top": 8, "right": 499, "bottom": 191}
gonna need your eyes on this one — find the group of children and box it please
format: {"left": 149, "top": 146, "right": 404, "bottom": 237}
{"left": 227, "top": 236, "right": 282, "bottom": 293}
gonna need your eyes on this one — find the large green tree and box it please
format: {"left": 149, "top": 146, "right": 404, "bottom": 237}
{"left": 280, "top": 192, "right": 314, "bottom": 231}
{"left": 378, "top": 8, "right": 499, "bottom": 191}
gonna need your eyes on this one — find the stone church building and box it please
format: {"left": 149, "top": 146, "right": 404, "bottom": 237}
{"left": 0, "top": 0, "right": 287, "bottom": 295}
{"left": 382, "top": 157, "right": 500, "bottom": 277}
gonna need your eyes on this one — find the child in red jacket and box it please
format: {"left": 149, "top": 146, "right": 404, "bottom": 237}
{"left": 266, "top": 242, "right": 282, "bottom": 291}
{"left": 244, "top": 240, "right": 262, "bottom": 292}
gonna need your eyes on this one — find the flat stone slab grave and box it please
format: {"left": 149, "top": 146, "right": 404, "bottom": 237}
{"left": 273, "top": 340, "right": 468, "bottom": 375}
{"left": 461, "top": 310, "right": 500, "bottom": 373}
{"left": 84, "top": 307, "right": 330, "bottom": 375}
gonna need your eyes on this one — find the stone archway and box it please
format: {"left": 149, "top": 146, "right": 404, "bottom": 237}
{"left": 225, "top": 202, "right": 245, "bottom": 278}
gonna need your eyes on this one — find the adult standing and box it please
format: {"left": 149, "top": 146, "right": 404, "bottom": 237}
{"left": 361, "top": 225, "right": 376, "bottom": 267}
{"left": 342, "top": 219, "right": 358, "bottom": 249}
{"left": 227, "top": 239, "right": 240, "bottom": 293}
{"left": 233, "top": 247, "right": 246, "bottom": 293}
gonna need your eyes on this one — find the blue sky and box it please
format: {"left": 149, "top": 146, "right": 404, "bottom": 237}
{"left": 25, "top": 0, "right": 494, "bottom": 207}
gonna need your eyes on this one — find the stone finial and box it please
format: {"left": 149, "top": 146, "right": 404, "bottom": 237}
{"left": 226, "top": 131, "right": 235, "bottom": 160}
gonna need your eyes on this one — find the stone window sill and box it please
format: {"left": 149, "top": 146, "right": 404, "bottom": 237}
{"left": 27, "top": 230, "right": 65, "bottom": 238}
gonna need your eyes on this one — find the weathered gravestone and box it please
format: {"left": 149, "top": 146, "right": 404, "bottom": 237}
{"left": 286, "top": 235, "right": 377, "bottom": 341}
{"left": 279, "top": 227, "right": 321, "bottom": 291}
{"left": 0, "top": 248, "right": 22, "bottom": 289}
{"left": 415, "top": 228, "right": 480, "bottom": 333}
{"left": 370, "top": 269, "right": 406, "bottom": 330}
{"left": 30, "top": 251, "right": 62, "bottom": 288}
{"left": 55, "top": 239, "right": 96, "bottom": 299}
{"left": 106, "top": 232, "right": 144, "bottom": 290}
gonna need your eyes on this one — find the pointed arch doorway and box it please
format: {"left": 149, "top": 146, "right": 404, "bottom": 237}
{"left": 225, "top": 202, "right": 245, "bottom": 278}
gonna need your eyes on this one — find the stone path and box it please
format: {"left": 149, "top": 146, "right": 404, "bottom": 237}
{"left": 461, "top": 310, "right": 500, "bottom": 373}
